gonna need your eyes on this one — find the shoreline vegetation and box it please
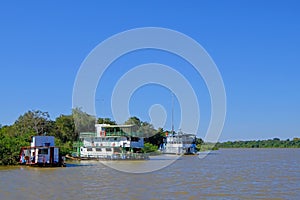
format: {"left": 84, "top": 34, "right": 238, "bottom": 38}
{"left": 216, "top": 138, "right": 300, "bottom": 149}
{"left": 0, "top": 109, "right": 299, "bottom": 165}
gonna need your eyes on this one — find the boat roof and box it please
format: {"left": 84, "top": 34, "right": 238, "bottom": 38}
{"left": 20, "top": 146, "right": 59, "bottom": 149}
{"left": 168, "top": 133, "right": 196, "bottom": 137}
{"left": 95, "top": 124, "right": 135, "bottom": 128}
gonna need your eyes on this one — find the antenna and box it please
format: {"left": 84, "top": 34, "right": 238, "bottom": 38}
{"left": 171, "top": 92, "right": 174, "bottom": 134}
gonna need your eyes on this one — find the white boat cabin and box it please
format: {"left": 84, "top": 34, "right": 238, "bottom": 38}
{"left": 20, "top": 136, "right": 60, "bottom": 165}
{"left": 160, "top": 132, "right": 197, "bottom": 154}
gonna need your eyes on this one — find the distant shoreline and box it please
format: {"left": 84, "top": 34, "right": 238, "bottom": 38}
{"left": 216, "top": 138, "right": 300, "bottom": 148}
{"left": 218, "top": 147, "right": 300, "bottom": 149}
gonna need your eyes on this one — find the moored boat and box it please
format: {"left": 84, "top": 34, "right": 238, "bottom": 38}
{"left": 159, "top": 131, "right": 197, "bottom": 155}
{"left": 71, "top": 123, "right": 149, "bottom": 160}
{"left": 19, "top": 136, "right": 66, "bottom": 167}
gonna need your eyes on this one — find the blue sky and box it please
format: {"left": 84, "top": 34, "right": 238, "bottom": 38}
{"left": 0, "top": 1, "right": 299, "bottom": 141}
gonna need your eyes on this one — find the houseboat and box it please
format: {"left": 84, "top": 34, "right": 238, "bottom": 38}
{"left": 19, "top": 136, "right": 66, "bottom": 167}
{"left": 159, "top": 131, "right": 197, "bottom": 155}
{"left": 72, "top": 124, "right": 149, "bottom": 160}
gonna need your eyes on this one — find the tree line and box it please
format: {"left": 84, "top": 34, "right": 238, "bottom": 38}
{"left": 216, "top": 138, "right": 300, "bottom": 148}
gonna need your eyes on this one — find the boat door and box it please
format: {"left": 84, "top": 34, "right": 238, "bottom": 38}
{"left": 50, "top": 147, "right": 54, "bottom": 164}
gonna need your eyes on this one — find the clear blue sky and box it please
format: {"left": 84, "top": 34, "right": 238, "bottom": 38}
{"left": 0, "top": 1, "right": 299, "bottom": 141}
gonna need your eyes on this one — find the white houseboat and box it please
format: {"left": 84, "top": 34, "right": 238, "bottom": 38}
{"left": 159, "top": 131, "right": 197, "bottom": 155}
{"left": 72, "top": 124, "right": 149, "bottom": 160}
{"left": 19, "top": 136, "right": 65, "bottom": 167}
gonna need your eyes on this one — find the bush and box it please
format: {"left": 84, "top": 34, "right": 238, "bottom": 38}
{"left": 142, "top": 142, "right": 158, "bottom": 153}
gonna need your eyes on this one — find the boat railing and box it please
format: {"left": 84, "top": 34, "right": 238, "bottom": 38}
{"left": 79, "top": 132, "right": 96, "bottom": 138}
{"left": 79, "top": 152, "right": 149, "bottom": 160}
{"left": 105, "top": 131, "right": 145, "bottom": 137}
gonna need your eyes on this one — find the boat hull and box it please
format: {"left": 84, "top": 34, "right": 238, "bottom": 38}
{"left": 20, "top": 162, "right": 66, "bottom": 167}
{"left": 67, "top": 153, "right": 149, "bottom": 161}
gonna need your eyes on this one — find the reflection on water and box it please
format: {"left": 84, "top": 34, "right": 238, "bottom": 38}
{"left": 1, "top": 149, "right": 300, "bottom": 200}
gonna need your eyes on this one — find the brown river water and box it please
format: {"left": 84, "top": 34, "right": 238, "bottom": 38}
{"left": 0, "top": 148, "right": 299, "bottom": 200}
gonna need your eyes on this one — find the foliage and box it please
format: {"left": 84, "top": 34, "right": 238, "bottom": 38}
{"left": 142, "top": 142, "right": 159, "bottom": 153}
{"left": 197, "top": 143, "right": 218, "bottom": 151}
{"left": 125, "top": 116, "right": 141, "bottom": 127}
{"left": 125, "top": 116, "right": 156, "bottom": 138}
{"left": 216, "top": 138, "right": 300, "bottom": 148}
{"left": 195, "top": 138, "right": 204, "bottom": 146}
{"left": 55, "top": 139, "right": 73, "bottom": 156}
{"left": 54, "top": 114, "right": 76, "bottom": 143}
{"left": 138, "top": 122, "right": 156, "bottom": 138}
{"left": 14, "top": 110, "right": 51, "bottom": 135}
{"left": 0, "top": 126, "right": 31, "bottom": 165}
{"left": 97, "top": 118, "right": 116, "bottom": 125}
{"left": 145, "top": 128, "right": 166, "bottom": 147}
{"left": 72, "top": 107, "right": 95, "bottom": 133}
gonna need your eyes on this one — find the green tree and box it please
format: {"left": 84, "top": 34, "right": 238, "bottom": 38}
{"left": 142, "top": 142, "right": 159, "bottom": 153}
{"left": 125, "top": 116, "right": 141, "bottom": 127}
{"left": 55, "top": 114, "right": 76, "bottom": 142}
{"left": 14, "top": 110, "right": 51, "bottom": 135}
{"left": 145, "top": 127, "right": 165, "bottom": 147}
{"left": 97, "top": 118, "right": 116, "bottom": 125}
{"left": 0, "top": 125, "right": 30, "bottom": 165}
{"left": 72, "top": 108, "right": 96, "bottom": 133}
{"left": 139, "top": 121, "right": 156, "bottom": 138}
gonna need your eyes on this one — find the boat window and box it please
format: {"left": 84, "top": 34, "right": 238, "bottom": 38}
{"left": 131, "top": 137, "right": 140, "bottom": 142}
{"left": 87, "top": 148, "right": 93, "bottom": 151}
{"left": 38, "top": 149, "right": 48, "bottom": 154}
{"left": 114, "top": 148, "right": 122, "bottom": 153}
{"left": 106, "top": 148, "right": 112, "bottom": 151}
{"left": 96, "top": 148, "right": 102, "bottom": 152}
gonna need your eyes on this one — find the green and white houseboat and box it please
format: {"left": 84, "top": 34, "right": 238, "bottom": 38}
{"left": 72, "top": 124, "right": 149, "bottom": 160}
